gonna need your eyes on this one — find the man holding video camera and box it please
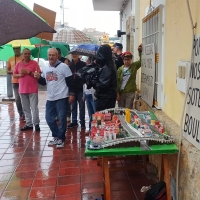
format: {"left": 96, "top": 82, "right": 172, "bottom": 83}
{"left": 82, "top": 45, "right": 117, "bottom": 111}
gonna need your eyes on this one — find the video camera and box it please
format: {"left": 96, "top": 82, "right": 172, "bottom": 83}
{"left": 76, "top": 63, "right": 100, "bottom": 88}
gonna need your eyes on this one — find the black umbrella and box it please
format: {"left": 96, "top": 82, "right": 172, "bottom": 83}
{"left": 0, "top": 0, "right": 56, "bottom": 46}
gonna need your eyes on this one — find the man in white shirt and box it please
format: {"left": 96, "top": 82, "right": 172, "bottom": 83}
{"left": 35, "top": 48, "right": 75, "bottom": 148}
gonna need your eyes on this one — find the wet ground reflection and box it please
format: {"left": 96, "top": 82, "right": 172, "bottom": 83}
{"left": 0, "top": 91, "right": 155, "bottom": 200}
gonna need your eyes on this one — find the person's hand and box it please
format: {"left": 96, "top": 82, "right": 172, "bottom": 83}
{"left": 20, "top": 73, "right": 25, "bottom": 77}
{"left": 20, "top": 68, "right": 28, "bottom": 74}
{"left": 117, "top": 93, "right": 120, "bottom": 102}
{"left": 69, "top": 95, "right": 75, "bottom": 103}
{"left": 138, "top": 44, "right": 143, "bottom": 53}
{"left": 34, "top": 71, "right": 40, "bottom": 79}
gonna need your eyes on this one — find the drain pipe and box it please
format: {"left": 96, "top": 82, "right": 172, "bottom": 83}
{"left": 176, "top": 0, "right": 196, "bottom": 199}
{"left": 120, "top": 11, "right": 123, "bottom": 43}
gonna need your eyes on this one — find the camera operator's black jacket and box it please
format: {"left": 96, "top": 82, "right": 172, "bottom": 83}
{"left": 69, "top": 59, "right": 86, "bottom": 93}
{"left": 93, "top": 64, "right": 117, "bottom": 99}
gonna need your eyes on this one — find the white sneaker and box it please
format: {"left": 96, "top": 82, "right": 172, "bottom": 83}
{"left": 48, "top": 138, "right": 58, "bottom": 146}
{"left": 56, "top": 139, "right": 65, "bottom": 148}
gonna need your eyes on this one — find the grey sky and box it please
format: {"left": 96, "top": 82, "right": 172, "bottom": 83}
{"left": 20, "top": 0, "right": 120, "bottom": 36}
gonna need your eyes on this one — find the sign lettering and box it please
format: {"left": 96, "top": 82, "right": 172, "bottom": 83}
{"left": 141, "top": 43, "right": 155, "bottom": 106}
{"left": 183, "top": 34, "right": 200, "bottom": 149}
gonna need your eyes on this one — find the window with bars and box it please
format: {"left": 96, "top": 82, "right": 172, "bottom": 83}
{"left": 142, "top": 5, "right": 164, "bottom": 108}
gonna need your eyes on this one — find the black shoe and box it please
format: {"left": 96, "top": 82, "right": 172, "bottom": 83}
{"left": 35, "top": 125, "right": 40, "bottom": 131}
{"left": 20, "top": 125, "right": 33, "bottom": 131}
{"left": 67, "top": 123, "right": 78, "bottom": 129}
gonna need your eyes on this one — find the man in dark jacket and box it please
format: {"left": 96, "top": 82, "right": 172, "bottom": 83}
{"left": 56, "top": 48, "right": 66, "bottom": 63}
{"left": 112, "top": 43, "right": 124, "bottom": 69}
{"left": 93, "top": 45, "right": 117, "bottom": 111}
{"left": 68, "top": 52, "right": 86, "bottom": 128}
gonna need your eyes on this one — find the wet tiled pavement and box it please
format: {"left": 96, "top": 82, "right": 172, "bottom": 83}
{"left": 0, "top": 91, "right": 155, "bottom": 200}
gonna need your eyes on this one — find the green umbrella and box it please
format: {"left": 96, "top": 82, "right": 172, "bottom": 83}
{"left": 31, "top": 46, "right": 50, "bottom": 60}
{"left": 49, "top": 41, "right": 70, "bottom": 49}
{"left": 29, "top": 37, "right": 49, "bottom": 45}
{"left": 49, "top": 42, "right": 70, "bottom": 57}
{"left": 0, "top": 44, "right": 35, "bottom": 61}
{"left": 31, "top": 44, "right": 70, "bottom": 59}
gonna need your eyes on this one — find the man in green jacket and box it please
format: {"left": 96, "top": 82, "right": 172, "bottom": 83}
{"left": 117, "top": 44, "right": 142, "bottom": 108}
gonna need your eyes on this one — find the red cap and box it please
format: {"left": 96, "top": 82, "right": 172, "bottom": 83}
{"left": 122, "top": 51, "right": 133, "bottom": 59}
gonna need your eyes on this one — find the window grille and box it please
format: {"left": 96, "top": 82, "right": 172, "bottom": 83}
{"left": 142, "top": 5, "right": 164, "bottom": 108}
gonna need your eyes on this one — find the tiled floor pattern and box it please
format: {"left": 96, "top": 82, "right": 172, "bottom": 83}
{"left": 0, "top": 91, "right": 155, "bottom": 200}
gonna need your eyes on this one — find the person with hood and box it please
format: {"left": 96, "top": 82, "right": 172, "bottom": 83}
{"left": 117, "top": 44, "right": 142, "bottom": 109}
{"left": 92, "top": 44, "right": 117, "bottom": 111}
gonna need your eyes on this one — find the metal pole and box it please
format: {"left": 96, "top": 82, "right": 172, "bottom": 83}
{"left": 120, "top": 11, "right": 123, "bottom": 43}
{"left": 4, "top": 61, "right": 14, "bottom": 101}
{"left": 6, "top": 74, "right": 13, "bottom": 98}
{"left": 63, "top": 0, "right": 65, "bottom": 27}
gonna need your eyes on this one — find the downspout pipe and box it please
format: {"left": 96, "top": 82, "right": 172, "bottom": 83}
{"left": 176, "top": 1, "right": 196, "bottom": 199}
{"left": 120, "top": 11, "right": 123, "bottom": 43}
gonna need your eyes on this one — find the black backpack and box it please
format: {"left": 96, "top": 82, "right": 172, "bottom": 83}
{"left": 144, "top": 181, "right": 167, "bottom": 200}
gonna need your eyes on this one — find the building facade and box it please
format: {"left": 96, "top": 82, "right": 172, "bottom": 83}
{"left": 93, "top": 0, "right": 200, "bottom": 199}
{"left": 82, "top": 28, "right": 109, "bottom": 42}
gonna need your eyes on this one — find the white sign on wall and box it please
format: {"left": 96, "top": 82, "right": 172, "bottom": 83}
{"left": 183, "top": 34, "right": 200, "bottom": 149}
{"left": 141, "top": 43, "right": 155, "bottom": 106}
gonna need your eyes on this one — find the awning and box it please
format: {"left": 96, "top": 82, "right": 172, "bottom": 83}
{"left": 92, "top": 0, "right": 125, "bottom": 11}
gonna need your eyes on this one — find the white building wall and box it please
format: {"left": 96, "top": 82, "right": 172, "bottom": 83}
{"left": 121, "top": 0, "right": 132, "bottom": 51}
{"left": 121, "top": 0, "right": 166, "bottom": 52}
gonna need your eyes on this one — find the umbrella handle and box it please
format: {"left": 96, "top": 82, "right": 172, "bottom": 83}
{"left": 37, "top": 33, "right": 43, "bottom": 71}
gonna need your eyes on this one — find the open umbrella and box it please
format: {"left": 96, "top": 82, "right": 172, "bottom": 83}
{"left": 8, "top": 37, "right": 49, "bottom": 46}
{"left": 48, "top": 41, "right": 70, "bottom": 55}
{"left": 31, "top": 44, "right": 70, "bottom": 60}
{"left": 29, "top": 37, "right": 49, "bottom": 45}
{"left": 0, "top": 0, "right": 56, "bottom": 46}
{"left": 0, "top": 44, "right": 35, "bottom": 61}
{"left": 31, "top": 46, "right": 50, "bottom": 60}
{"left": 69, "top": 44, "right": 99, "bottom": 56}
{"left": 53, "top": 27, "right": 92, "bottom": 44}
